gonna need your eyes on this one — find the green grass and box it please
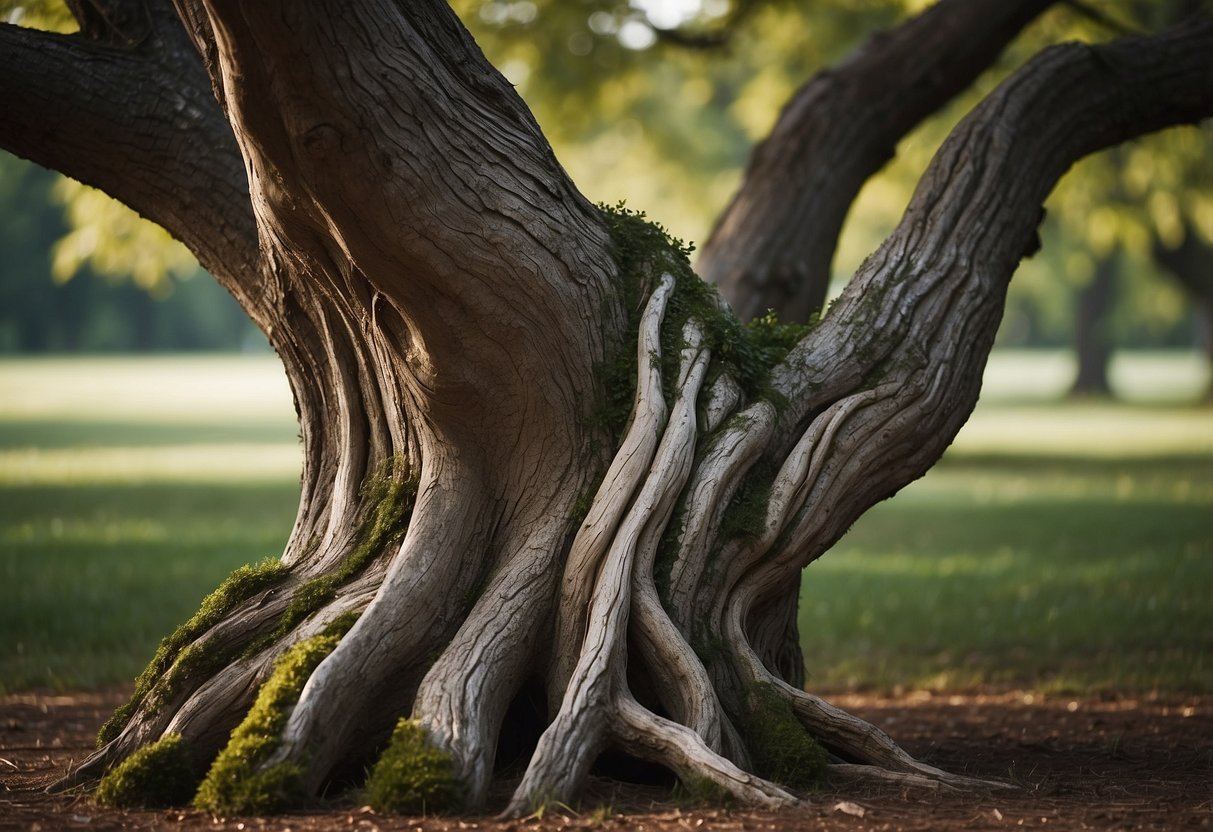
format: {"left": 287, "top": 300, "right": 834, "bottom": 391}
{"left": 0, "top": 356, "right": 300, "bottom": 692}
{"left": 800, "top": 351, "right": 1212, "bottom": 694}
{"left": 0, "top": 351, "right": 1209, "bottom": 696}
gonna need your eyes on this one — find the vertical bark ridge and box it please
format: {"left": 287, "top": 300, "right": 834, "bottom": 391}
{"left": 508, "top": 286, "right": 711, "bottom": 815}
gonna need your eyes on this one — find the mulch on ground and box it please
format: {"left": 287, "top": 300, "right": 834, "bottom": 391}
{"left": 2, "top": 688, "right": 1209, "bottom": 831}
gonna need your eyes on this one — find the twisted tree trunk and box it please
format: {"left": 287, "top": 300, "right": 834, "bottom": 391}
{"left": 1, "top": 0, "right": 1210, "bottom": 817}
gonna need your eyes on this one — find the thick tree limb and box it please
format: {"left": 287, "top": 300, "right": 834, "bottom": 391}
{"left": 699, "top": 0, "right": 1056, "bottom": 323}
{"left": 773, "top": 13, "right": 1213, "bottom": 434}
{"left": 0, "top": 3, "right": 259, "bottom": 301}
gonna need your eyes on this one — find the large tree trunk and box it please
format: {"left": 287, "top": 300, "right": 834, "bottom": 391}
{"left": 1, "top": 0, "right": 1211, "bottom": 817}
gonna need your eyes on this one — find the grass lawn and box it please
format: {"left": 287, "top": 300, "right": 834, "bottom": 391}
{"left": 1, "top": 351, "right": 1210, "bottom": 695}
{"left": 800, "top": 351, "right": 1212, "bottom": 694}
{"left": 0, "top": 356, "right": 301, "bottom": 691}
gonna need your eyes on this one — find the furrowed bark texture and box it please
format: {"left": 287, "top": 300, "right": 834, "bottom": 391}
{"left": 699, "top": 0, "right": 1056, "bottom": 323}
{"left": 0, "top": 0, "right": 1209, "bottom": 816}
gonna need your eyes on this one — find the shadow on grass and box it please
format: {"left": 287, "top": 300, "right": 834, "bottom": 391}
{"left": 800, "top": 484, "right": 1212, "bottom": 694}
{"left": 0, "top": 419, "right": 296, "bottom": 450}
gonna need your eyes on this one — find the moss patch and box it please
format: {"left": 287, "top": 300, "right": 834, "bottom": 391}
{"left": 740, "top": 683, "right": 828, "bottom": 790}
{"left": 100, "top": 458, "right": 420, "bottom": 754}
{"left": 94, "top": 732, "right": 197, "bottom": 808}
{"left": 193, "top": 616, "right": 356, "bottom": 814}
{"left": 595, "top": 203, "right": 815, "bottom": 444}
{"left": 365, "top": 719, "right": 458, "bottom": 815}
{"left": 96, "top": 558, "right": 288, "bottom": 747}
{"left": 717, "top": 458, "right": 778, "bottom": 543}
{"left": 247, "top": 458, "right": 419, "bottom": 657}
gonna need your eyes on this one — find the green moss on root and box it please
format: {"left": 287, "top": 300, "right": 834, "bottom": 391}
{"left": 96, "top": 558, "right": 288, "bottom": 747}
{"left": 596, "top": 203, "right": 816, "bottom": 438}
{"left": 364, "top": 719, "right": 459, "bottom": 815}
{"left": 94, "top": 732, "right": 197, "bottom": 808}
{"left": 98, "top": 459, "right": 417, "bottom": 754}
{"left": 249, "top": 458, "right": 420, "bottom": 656}
{"left": 717, "top": 458, "right": 778, "bottom": 542}
{"left": 193, "top": 616, "right": 356, "bottom": 814}
{"left": 740, "top": 683, "right": 828, "bottom": 790}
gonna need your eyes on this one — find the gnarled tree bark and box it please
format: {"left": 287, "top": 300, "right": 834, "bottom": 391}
{"left": 699, "top": 0, "right": 1057, "bottom": 323}
{"left": 1, "top": 0, "right": 1210, "bottom": 817}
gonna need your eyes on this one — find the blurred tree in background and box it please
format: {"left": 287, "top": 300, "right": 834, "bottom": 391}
{"left": 0, "top": 151, "right": 264, "bottom": 353}
{"left": 1, "top": 0, "right": 1208, "bottom": 383}
{"left": 0, "top": 0, "right": 264, "bottom": 353}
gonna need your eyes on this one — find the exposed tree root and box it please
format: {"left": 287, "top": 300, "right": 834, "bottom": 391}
{"left": 611, "top": 693, "right": 799, "bottom": 809}
{"left": 17, "top": 0, "right": 1212, "bottom": 819}
{"left": 72, "top": 263, "right": 1006, "bottom": 815}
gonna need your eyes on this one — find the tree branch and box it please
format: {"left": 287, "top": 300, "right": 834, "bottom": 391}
{"left": 0, "top": 3, "right": 259, "bottom": 303}
{"left": 765, "top": 15, "right": 1213, "bottom": 568}
{"left": 699, "top": 0, "right": 1056, "bottom": 323}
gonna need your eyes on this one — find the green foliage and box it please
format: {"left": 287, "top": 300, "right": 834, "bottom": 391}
{"left": 96, "top": 557, "right": 288, "bottom": 747}
{"left": 0, "top": 0, "right": 76, "bottom": 33}
{"left": 364, "top": 719, "right": 459, "bottom": 815}
{"left": 94, "top": 732, "right": 197, "bottom": 808}
{"left": 51, "top": 178, "right": 200, "bottom": 295}
{"left": 193, "top": 621, "right": 354, "bottom": 814}
{"left": 740, "top": 683, "right": 827, "bottom": 790}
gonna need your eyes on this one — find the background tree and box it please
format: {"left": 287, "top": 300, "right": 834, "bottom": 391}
{"left": 0, "top": 0, "right": 1209, "bottom": 818}
{"left": 460, "top": 0, "right": 1213, "bottom": 396}
{"left": 0, "top": 1, "right": 259, "bottom": 353}
{"left": 0, "top": 152, "right": 258, "bottom": 352}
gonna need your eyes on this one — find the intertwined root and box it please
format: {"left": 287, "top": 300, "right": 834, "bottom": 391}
{"left": 71, "top": 268, "right": 1004, "bottom": 814}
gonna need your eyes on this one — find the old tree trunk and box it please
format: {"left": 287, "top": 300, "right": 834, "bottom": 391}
{"left": 1, "top": 0, "right": 1210, "bottom": 817}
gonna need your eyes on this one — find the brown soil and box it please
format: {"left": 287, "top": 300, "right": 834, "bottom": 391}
{"left": 2, "top": 688, "right": 1210, "bottom": 831}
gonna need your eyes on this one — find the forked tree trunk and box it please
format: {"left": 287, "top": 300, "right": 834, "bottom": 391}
{"left": 1, "top": 0, "right": 1211, "bottom": 817}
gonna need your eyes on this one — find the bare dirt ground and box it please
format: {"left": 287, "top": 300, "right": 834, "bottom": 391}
{"left": 2, "top": 687, "right": 1209, "bottom": 831}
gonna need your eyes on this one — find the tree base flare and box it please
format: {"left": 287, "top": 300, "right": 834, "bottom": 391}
{"left": 74, "top": 232, "right": 1004, "bottom": 815}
